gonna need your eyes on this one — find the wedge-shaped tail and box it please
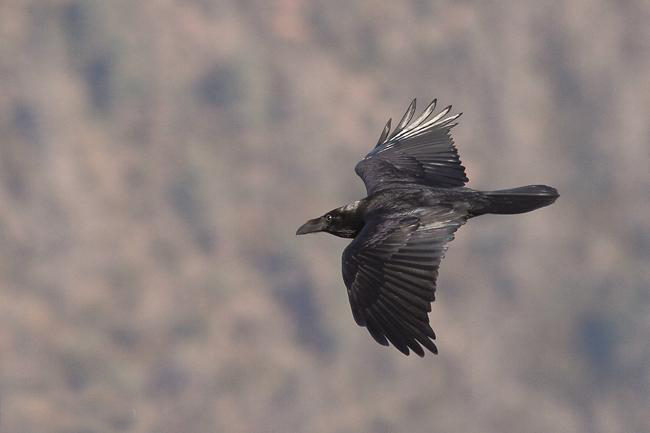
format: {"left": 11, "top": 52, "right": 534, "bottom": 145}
{"left": 479, "top": 185, "right": 559, "bottom": 215}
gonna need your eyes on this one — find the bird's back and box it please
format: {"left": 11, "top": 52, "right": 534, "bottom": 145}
{"left": 362, "top": 184, "right": 485, "bottom": 221}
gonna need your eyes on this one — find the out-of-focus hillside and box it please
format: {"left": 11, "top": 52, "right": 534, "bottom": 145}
{"left": 0, "top": 1, "right": 649, "bottom": 432}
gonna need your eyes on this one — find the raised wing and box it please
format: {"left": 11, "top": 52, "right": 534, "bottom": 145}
{"left": 355, "top": 99, "right": 467, "bottom": 194}
{"left": 341, "top": 206, "right": 466, "bottom": 356}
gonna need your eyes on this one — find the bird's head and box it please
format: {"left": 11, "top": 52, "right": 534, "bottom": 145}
{"left": 296, "top": 202, "right": 364, "bottom": 239}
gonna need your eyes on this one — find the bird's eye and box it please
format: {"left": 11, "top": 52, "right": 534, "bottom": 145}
{"left": 325, "top": 215, "right": 333, "bottom": 222}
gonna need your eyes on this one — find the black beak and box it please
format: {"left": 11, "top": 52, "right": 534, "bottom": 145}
{"left": 296, "top": 217, "right": 325, "bottom": 235}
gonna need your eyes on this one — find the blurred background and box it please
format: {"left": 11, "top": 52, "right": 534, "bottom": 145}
{"left": 1, "top": 1, "right": 649, "bottom": 432}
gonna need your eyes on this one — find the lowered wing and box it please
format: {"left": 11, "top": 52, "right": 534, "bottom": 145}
{"left": 355, "top": 99, "right": 467, "bottom": 194}
{"left": 341, "top": 206, "right": 467, "bottom": 356}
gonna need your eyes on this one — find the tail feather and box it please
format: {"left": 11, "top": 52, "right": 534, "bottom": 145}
{"left": 479, "top": 185, "right": 559, "bottom": 215}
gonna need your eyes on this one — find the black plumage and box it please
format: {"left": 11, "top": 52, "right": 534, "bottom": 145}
{"left": 296, "top": 99, "right": 559, "bottom": 356}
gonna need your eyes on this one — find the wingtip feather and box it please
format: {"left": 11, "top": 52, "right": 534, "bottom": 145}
{"left": 387, "top": 99, "right": 417, "bottom": 142}
{"left": 376, "top": 118, "right": 392, "bottom": 147}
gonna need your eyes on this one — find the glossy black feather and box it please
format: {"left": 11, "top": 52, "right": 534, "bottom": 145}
{"left": 342, "top": 208, "right": 466, "bottom": 356}
{"left": 356, "top": 100, "right": 467, "bottom": 194}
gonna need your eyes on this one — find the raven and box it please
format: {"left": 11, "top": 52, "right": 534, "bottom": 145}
{"left": 296, "top": 99, "right": 558, "bottom": 356}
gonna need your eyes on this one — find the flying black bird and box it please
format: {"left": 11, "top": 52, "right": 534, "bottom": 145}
{"left": 296, "top": 99, "right": 558, "bottom": 356}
